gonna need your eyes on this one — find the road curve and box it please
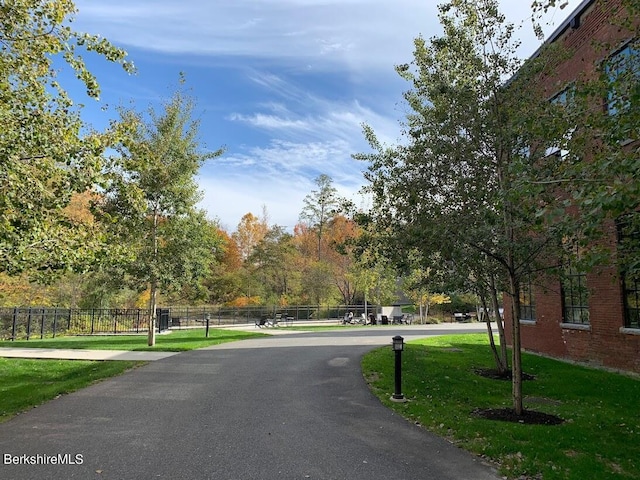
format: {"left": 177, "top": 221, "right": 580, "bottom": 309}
{"left": 0, "top": 324, "right": 500, "bottom": 480}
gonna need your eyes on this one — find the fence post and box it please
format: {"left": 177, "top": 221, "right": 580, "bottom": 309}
{"left": 26, "top": 307, "right": 33, "bottom": 340}
{"left": 40, "top": 308, "right": 45, "bottom": 339}
{"left": 91, "top": 309, "right": 95, "bottom": 335}
{"left": 11, "top": 307, "right": 17, "bottom": 341}
{"left": 53, "top": 308, "right": 58, "bottom": 338}
{"left": 114, "top": 309, "right": 118, "bottom": 334}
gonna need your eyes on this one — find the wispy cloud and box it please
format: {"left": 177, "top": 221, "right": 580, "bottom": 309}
{"left": 74, "top": 0, "right": 439, "bottom": 72}
{"left": 229, "top": 71, "right": 402, "bottom": 143}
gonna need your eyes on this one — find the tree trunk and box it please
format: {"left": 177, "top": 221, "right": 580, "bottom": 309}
{"left": 508, "top": 272, "right": 523, "bottom": 415}
{"left": 148, "top": 281, "right": 157, "bottom": 347}
{"left": 490, "top": 273, "right": 509, "bottom": 371}
{"left": 148, "top": 208, "right": 159, "bottom": 347}
{"left": 480, "top": 291, "right": 506, "bottom": 374}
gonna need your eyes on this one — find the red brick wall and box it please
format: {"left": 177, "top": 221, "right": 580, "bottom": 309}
{"left": 503, "top": 0, "right": 640, "bottom": 374}
{"left": 504, "top": 266, "right": 640, "bottom": 373}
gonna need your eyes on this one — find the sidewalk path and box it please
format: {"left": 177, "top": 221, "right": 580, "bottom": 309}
{"left": 0, "top": 348, "right": 178, "bottom": 361}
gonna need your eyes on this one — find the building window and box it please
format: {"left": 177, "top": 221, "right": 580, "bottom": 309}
{"left": 617, "top": 214, "right": 640, "bottom": 329}
{"left": 605, "top": 39, "right": 639, "bottom": 116}
{"left": 561, "top": 242, "right": 590, "bottom": 325}
{"left": 546, "top": 86, "right": 575, "bottom": 158}
{"left": 519, "top": 277, "right": 536, "bottom": 321}
{"left": 623, "top": 277, "right": 640, "bottom": 329}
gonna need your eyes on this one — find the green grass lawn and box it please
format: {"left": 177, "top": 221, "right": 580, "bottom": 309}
{"left": 0, "top": 358, "right": 141, "bottom": 423}
{"left": 0, "top": 328, "right": 266, "bottom": 351}
{"left": 362, "top": 333, "right": 640, "bottom": 480}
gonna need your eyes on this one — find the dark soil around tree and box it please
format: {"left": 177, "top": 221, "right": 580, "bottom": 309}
{"left": 471, "top": 367, "right": 564, "bottom": 424}
{"left": 474, "top": 367, "right": 535, "bottom": 381}
{"left": 471, "top": 407, "right": 564, "bottom": 425}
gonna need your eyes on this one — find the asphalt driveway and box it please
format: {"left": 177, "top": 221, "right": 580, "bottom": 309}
{"left": 0, "top": 325, "right": 500, "bottom": 480}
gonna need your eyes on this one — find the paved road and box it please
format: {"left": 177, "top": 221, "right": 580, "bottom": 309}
{"left": 0, "top": 324, "right": 500, "bottom": 480}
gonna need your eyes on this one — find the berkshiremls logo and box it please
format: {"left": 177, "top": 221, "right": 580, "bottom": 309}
{"left": 3, "top": 453, "right": 84, "bottom": 465}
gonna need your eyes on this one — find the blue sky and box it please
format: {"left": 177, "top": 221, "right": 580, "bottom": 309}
{"left": 66, "top": 0, "right": 572, "bottom": 232}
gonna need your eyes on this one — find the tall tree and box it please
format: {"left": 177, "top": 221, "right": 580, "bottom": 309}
{"left": 357, "top": 0, "right": 562, "bottom": 414}
{"left": 204, "top": 228, "right": 244, "bottom": 304}
{"left": 248, "top": 226, "right": 300, "bottom": 305}
{"left": 99, "top": 87, "right": 224, "bottom": 346}
{"left": 232, "top": 212, "right": 269, "bottom": 262}
{"left": 299, "top": 174, "right": 339, "bottom": 261}
{"left": 324, "top": 215, "right": 361, "bottom": 305}
{"left": 0, "top": 0, "right": 133, "bottom": 278}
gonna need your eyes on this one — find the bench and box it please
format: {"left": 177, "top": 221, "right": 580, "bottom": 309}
{"left": 255, "top": 318, "right": 268, "bottom": 328}
{"left": 267, "top": 313, "right": 282, "bottom": 327}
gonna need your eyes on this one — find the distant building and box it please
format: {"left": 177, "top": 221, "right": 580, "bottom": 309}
{"left": 503, "top": 0, "right": 640, "bottom": 373}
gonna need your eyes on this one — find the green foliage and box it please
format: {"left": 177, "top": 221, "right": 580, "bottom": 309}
{"left": 98, "top": 87, "right": 224, "bottom": 306}
{"left": 0, "top": 0, "right": 133, "bottom": 278}
{"left": 357, "top": 0, "right": 553, "bottom": 290}
{"left": 248, "top": 226, "right": 300, "bottom": 304}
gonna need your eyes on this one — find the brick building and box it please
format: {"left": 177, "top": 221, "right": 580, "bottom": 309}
{"left": 503, "top": 0, "right": 640, "bottom": 373}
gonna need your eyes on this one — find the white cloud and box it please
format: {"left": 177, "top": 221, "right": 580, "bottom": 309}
{"left": 74, "top": 0, "right": 438, "bottom": 72}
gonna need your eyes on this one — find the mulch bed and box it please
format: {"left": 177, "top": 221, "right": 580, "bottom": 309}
{"left": 471, "top": 367, "right": 564, "bottom": 424}
{"left": 472, "top": 407, "right": 564, "bottom": 425}
{"left": 474, "top": 367, "right": 536, "bottom": 381}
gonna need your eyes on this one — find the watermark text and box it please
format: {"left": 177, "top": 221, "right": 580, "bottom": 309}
{"left": 3, "top": 453, "right": 83, "bottom": 466}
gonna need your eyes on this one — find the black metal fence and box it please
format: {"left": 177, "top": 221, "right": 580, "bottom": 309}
{"left": 0, "top": 304, "right": 378, "bottom": 340}
{"left": 0, "top": 308, "right": 149, "bottom": 340}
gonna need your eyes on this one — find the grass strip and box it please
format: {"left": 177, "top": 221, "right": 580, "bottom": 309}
{"left": 362, "top": 333, "right": 640, "bottom": 480}
{"left": 0, "top": 358, "right": 141, "bottom": 423}
{"left": 0, "top": 328, "right": 265, "bottom": 352}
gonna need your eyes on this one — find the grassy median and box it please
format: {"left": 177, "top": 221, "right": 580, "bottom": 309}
{"left": 0, "top": 328, "right": 266, "bottom": 351}
{"left": 362, "top": 333, "right": 640, "bottom": 480}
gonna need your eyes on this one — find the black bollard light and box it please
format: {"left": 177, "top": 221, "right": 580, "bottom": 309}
{"left": 205, "top": 313, "right": 211, "bottom": 338}
{"left": 391, "top": 335, "right": 407, "bottom": 403}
